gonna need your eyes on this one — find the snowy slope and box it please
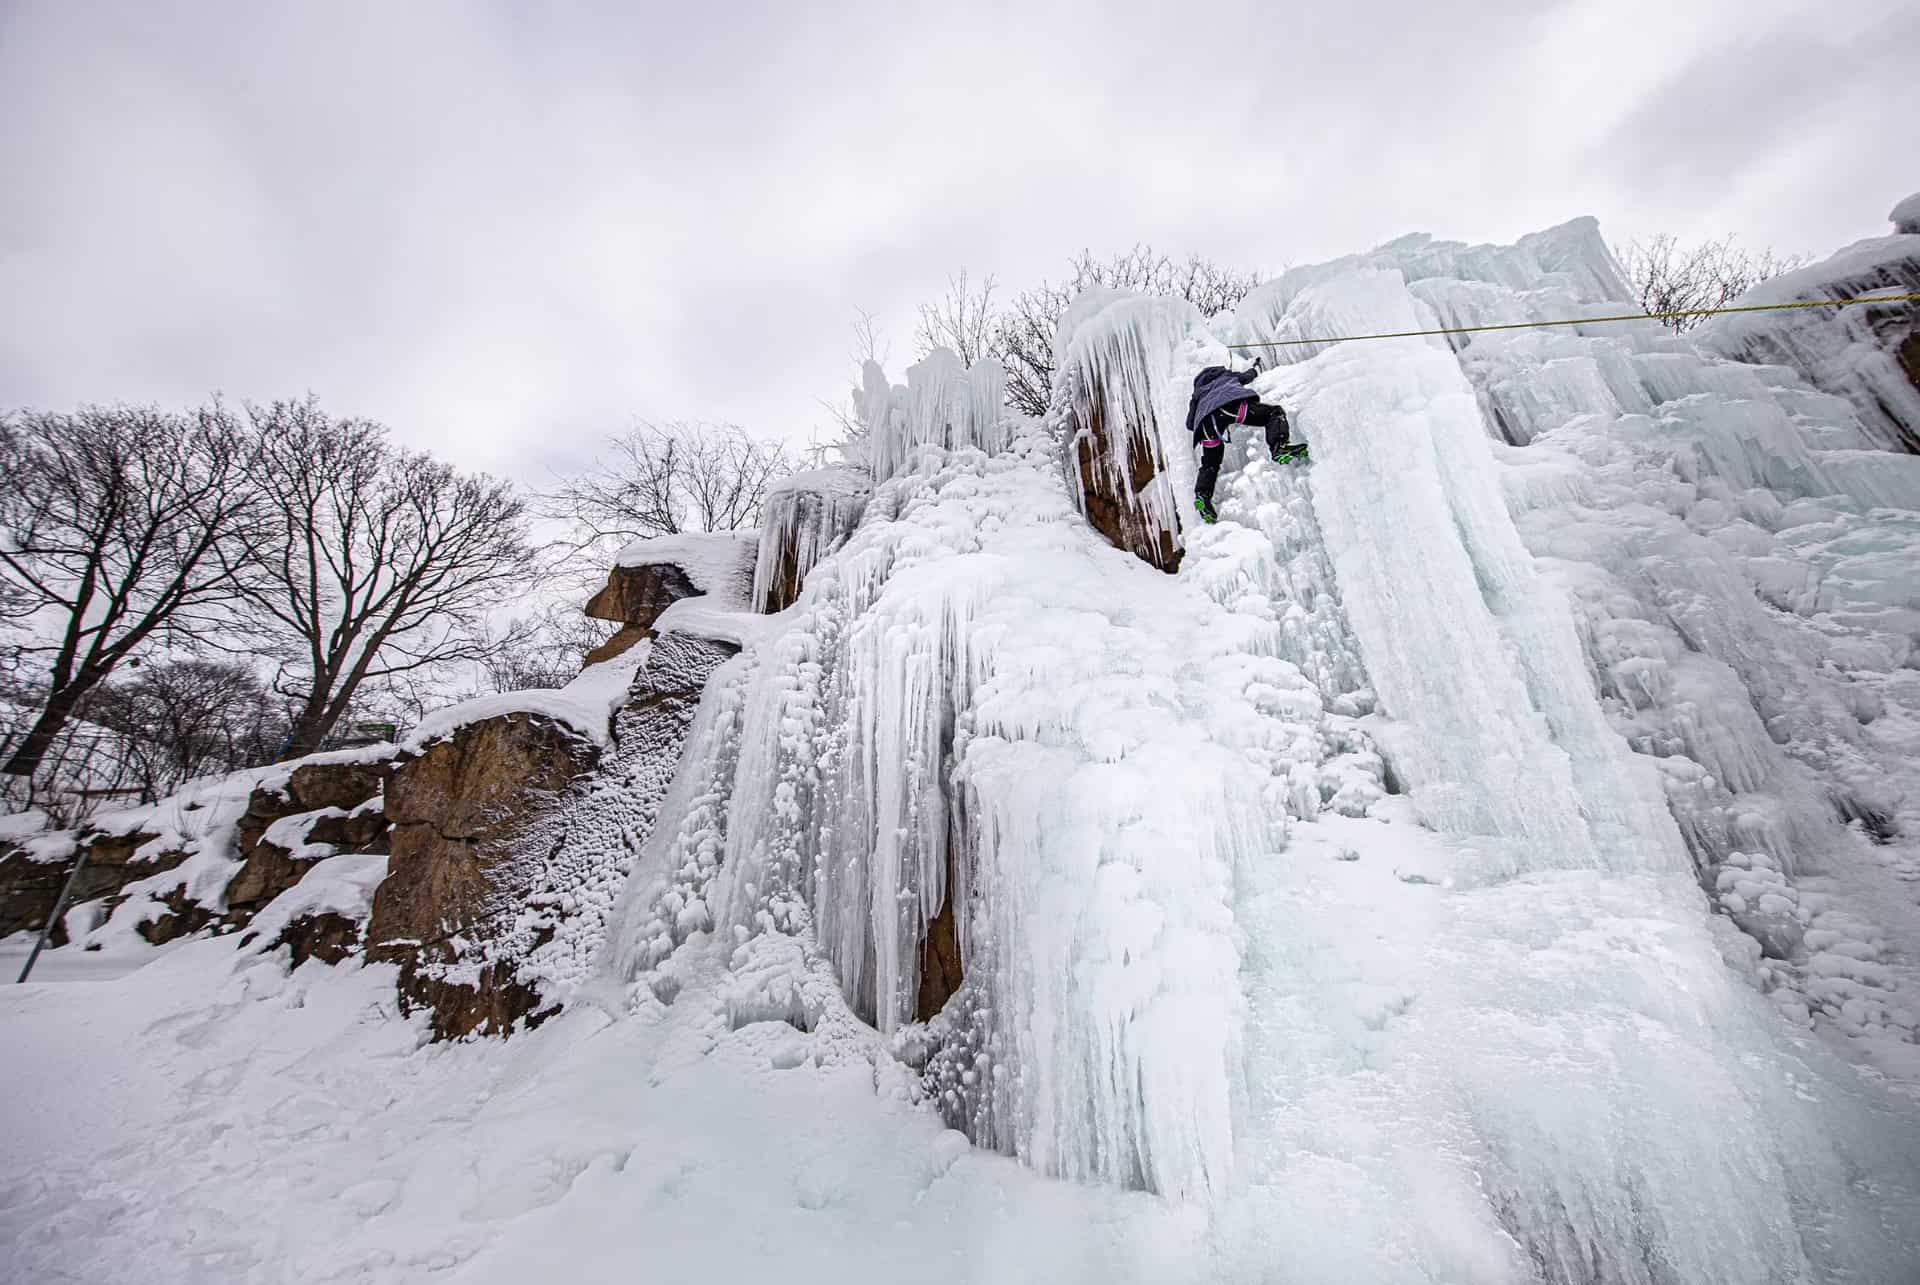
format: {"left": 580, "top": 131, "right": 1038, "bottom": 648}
{"left": 6, "top": 216, "right": 1920, "bottom": 1283}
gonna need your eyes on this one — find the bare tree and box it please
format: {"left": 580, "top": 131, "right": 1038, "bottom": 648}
{"left": 540, "top": 420, "right": 792, "bottom": 559}
{"left": 86, "top": 657, "right": 287, "bottom": 801}
{"left": 481, "top": 602, "right": 616, "bottom": 693}
{"left": 0, "top": 404, "right": 266, "bottom": 780}
{"left": 914, "top": 270, "right": 1000, "bottom": 366}
{"left": 1616, "top": 234, "right": 1812, "bottom": 333}
{"left": 242, "top": 400, "right": 538, "bottom": 759}
{"left": 994, "top": 248, "right": 1261, "bottom": 416}
{"left": 851, "top": 306, "right": 889, "bottom": 368}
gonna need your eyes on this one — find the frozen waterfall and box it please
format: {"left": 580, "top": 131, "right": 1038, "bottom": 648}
{"left": 593, "top": 221, "right": 1920, "bottom": 1279}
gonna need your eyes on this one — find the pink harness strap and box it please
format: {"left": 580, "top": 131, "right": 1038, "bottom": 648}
{"left": 1199, "top": 399, "right": 1251, "bottom": 450}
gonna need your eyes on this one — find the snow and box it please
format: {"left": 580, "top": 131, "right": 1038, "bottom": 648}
{"left": 238, "top": 851, "right": 388, "bottom": 949}
{"left": 262, "top": 806, "right": 364, "bottom": 862}
{"left": 0, "top": 936, "right": 1202, "bottom": 1284}
{"left": 611, "top": 530, "right": 758, "bottom": 601}
{"left": 400, "top": 644, "right": 649, "bottom": 752}
{"left": 767, "top": 465, "right": 870, "bottom": 499}
{"left": 0, "top": 809, "right": 50, "bottom": 841}
{"left": 650, "top": 595, "right": 769, "bottom": 648}
{"left": 1891, "top": 189, "right": 1920, "bottom": 235}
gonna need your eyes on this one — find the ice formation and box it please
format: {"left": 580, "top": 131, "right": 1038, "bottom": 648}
{"left": 591, "top": 217, "right": 1920, "bottom": 1276}
{"left": 1696, "top": 226, "right": 1920, "bottom": 454}
{"left": 751, "top": 467, "right": 869, "bottom": 613}
{"left": 855, "top": 348, "right": 1010, "bottom": 484}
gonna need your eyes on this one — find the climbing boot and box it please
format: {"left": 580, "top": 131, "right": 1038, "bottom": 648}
{"left": 1193, "top": 495, "right": 1218, "bottom": 524}
{"left": 1273, "top": 442, "right": 1310, "bottom": 466}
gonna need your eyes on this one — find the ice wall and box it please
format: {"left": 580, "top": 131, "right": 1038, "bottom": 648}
{"left": 589, "top": 221, "right": 1920, "bottom": 1276}
{"left": 601, "top": 353, "right": 1367, "bottom": 1200}
{"left": 1286, "top": 220, "right": 1920, "bottom": 1068}
{"left": 1201, "top": 231, "right": 1920, "bottom": 1278}
{"left": 1696, "top": 231, "right": 1920, "bottom": 454}
{"left": 1260, "top": 274, "right": 1681, "bottom": 876}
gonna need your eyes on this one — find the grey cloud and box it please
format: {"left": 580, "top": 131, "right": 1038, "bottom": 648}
{"left": 2, "top": 0, "right": 1908, "bottom": 484}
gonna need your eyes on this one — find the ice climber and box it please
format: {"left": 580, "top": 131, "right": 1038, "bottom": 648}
{"left": 1186, "top": 363, "right": 1305, "bottom": 524}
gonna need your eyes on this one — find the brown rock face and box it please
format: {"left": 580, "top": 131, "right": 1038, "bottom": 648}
{"left": 224, "top": 760, "right": 389, "bottom": 920}
{"left": 1068, "top": 389, "right": 1183, "bottom": 572}
{"left": 364, "top": 629, "right": 739, "bottom": 1042}
{"left": 582, "top": 563, "right": 698, "bottom": 664}
{"left": 367, "top": 714, "right": 601, "bottom": 1039}
{"left": 586, "top": 563, "right": 700, "bottom": 630}
{"left": 0, "top": 831, "right": 178, "bottom": 946}
{"left": 916, "top": 888, "right": 964, "bottom": 1022}
{"left": 269, "top": 911, "right": 365, "bottom": 968}
{"left": 139, "top": 886, "right": 218, "bottom": 946}
{"left": 284, "top": 761, "right": 387, "bottom": 814}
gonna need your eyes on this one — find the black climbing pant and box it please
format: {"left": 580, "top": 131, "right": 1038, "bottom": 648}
{"left": 1196, "top": 402, "right": 1290, "bottom": 504}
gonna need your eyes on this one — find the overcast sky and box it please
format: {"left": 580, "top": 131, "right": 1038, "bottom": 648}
{"left": 2, "top": 0, "right": 1912, "bottom": 481}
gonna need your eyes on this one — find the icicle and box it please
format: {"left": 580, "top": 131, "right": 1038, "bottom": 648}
{"left": 750, "top": 468, "right": 870, "bottom": 614}
{"left": 1054, "top": 292, "right": 1206, "bottom": 566}
{"left": 861, "top": 348, "right": 1011, "bottom": 483}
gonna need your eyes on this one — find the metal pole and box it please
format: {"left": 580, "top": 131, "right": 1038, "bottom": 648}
{"left": 16, "top": 844, "right": 90, "bottom": 984}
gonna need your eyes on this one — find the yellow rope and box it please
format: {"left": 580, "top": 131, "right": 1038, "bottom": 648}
{"left": 1224, "top": 292, "right": 1920, "bottom": 350}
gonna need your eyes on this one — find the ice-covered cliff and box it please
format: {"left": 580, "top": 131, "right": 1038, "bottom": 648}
{"left": 1696, "top": 202, "right": 1920, "bottom": 454}
{"left": 574, "top": 216, "right": 1920, "bottom": 1275}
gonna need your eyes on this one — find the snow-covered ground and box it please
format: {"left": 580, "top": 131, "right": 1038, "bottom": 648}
{"left": 1, "top": 941, "right": 1202, "bottom": 1283}
{"left": 6, "top": 213, "right": 1920, "bottom": 1281}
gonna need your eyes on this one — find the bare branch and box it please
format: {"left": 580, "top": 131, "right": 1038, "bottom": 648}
{"left": 913, "top": 270, "right": 1000, "bottom": 367}
{"left": 536, "top": 420, "right": 792, "bottom": 563}
{"left": 0, "top": 404, "right": 267, "bottom": 777}
{"left": 239, "top": 399, "right": 539, "bottom": 757}
{"left": 1615, "top": 233, "right": 1813, "bottom": 333}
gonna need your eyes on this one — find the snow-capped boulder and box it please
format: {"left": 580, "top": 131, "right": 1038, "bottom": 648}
{"left": 239, "top": 851, "right": 390, "bottom": 968}
{"left": 0, "top": 826, "right": 173, "bottom": 945}
{"left": 0, "top": 747, "right": 398, "bottom": 950}
{"left": 584, "top": 531, "right": 757, "bottom": 663}
{"left": 367, "top": 631, "right": 738, "bottom": 1040}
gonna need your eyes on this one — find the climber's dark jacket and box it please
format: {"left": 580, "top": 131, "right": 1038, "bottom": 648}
{"left": 1186, "top": 366, "right": 1261, "bottom": 442}
{"left": 1187, "top": 365, "right": 1294, "bottom": 505}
